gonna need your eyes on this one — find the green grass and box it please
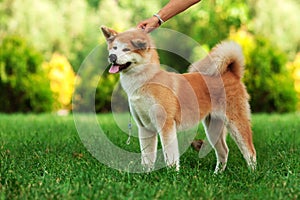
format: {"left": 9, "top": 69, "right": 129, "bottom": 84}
{"left": 0, "top": 113, "right": 299, "bottom": 199}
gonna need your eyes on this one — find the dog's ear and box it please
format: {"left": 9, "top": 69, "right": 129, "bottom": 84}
{"left": 131, "top": 39, "right": 147, "bottom": 50}
{"left": 100, "top": 26, "right": 118, "bottom": 41}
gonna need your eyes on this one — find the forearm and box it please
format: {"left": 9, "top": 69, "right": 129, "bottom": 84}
{"left": 157, "top": 0, "right": 201, "bottom": 22}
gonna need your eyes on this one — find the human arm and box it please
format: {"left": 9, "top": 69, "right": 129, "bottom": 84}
{"left": 137, "top": 0, "right": 201, "bottom": 32}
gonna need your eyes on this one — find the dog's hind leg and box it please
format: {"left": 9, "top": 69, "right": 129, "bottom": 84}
{"left": 226, "top": 115, "right": 256, "bottom": 171}
{"left": 139, "top": 126, "right": 158, "bottom": 171}
{"left": 202, "top": 115, "right": 229, "bottom": 173}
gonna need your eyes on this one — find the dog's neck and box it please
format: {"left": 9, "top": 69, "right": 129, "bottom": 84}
{"left": 120, "top": 63, "right": 160, "bottom": 96}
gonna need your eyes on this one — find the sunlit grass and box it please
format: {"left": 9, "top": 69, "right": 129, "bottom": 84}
{"left": 0, "top": 113, "right": 299, "bottom": 199}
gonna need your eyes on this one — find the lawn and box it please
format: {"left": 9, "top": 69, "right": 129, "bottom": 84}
{"left": 0, "top": 113, "right": 299, "bottom": 199}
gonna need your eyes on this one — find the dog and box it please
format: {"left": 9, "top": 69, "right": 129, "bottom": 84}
{"left": 101, "top": 26, "right": 256, "bottom": 173}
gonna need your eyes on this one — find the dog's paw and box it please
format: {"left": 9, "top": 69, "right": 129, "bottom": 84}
{"left": 191, "top": 139, "right": 204, "bottom": 152}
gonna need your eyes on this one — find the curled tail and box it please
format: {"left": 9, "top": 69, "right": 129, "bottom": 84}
{"left": 188, "top": 41, "right": 244, "bottom": 79}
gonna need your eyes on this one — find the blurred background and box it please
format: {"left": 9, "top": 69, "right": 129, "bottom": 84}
{"left": 0, "top": 0, "right": 299, "bottom": 113}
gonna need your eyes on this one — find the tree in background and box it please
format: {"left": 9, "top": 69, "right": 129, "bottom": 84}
{"left": 251, "top": 0, "right": 300, "bottom": 59}
{"left": 230, "top": 29, "right": 297, "bottom": 113}
{"left": 165, "top": 0, "right": 251, "bottom": 49}
{"left": 43, "top": 53, "right": 76, "bottom": 111}
{"left": 0, "top": 0, "right": 101, "bottom": 71}
{"left": 0, "top": 0, "right": 299, "bottom": 113}
{"left": 0, "top": 35, "right": 54, "bottom": 112}
{"left": 287, "top": 53, "right": 300, "bottom": 110}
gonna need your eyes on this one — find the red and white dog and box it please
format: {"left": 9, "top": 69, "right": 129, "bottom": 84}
{"left": 101, "top": 26, "right": 256, "bottom": 173}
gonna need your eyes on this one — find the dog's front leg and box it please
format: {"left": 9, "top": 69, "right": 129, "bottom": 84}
{"left": 159, "top": 120, "right": 180, "bottom": 171}
{"left": 138, "top": 126, "right": 158, "bottom": 172}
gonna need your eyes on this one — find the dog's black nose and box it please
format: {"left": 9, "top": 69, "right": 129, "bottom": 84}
{"left": 109, "top": 54, "right": 117, "bottom": 63}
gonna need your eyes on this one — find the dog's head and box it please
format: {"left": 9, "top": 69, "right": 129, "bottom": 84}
{"left": 101, "top": 26, "right": 155, "bottom": 74}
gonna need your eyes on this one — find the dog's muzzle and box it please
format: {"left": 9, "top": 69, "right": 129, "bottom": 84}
{"left": 108, "top": 53, "right": 132, "bottom": 74}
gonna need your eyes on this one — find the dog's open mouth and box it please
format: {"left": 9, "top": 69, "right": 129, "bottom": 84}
{"left": 109, "top": 62, "right": 132, "bottom": 74}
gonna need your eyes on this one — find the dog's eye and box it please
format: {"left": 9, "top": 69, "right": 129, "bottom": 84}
{"left": 123, "top": 48, "right": 130, "bottom": 52}
{"left": 113, "top": 46, "right": 117, "bottom": 50}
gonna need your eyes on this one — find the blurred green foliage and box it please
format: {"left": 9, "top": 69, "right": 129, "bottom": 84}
{"left": 252, "top": 0, "right": 300, "bottom": 59}
{"left": 0, "top": 35, "right": 54, "bottom": 112}
{"left": 287, "top": 53, "right": 300, "bottom": 110}
{"left": 230, "top": 30, "right": 297, "bottom": 112}
{"left": 0, "top": 0, "right": 299, "bottom": 113}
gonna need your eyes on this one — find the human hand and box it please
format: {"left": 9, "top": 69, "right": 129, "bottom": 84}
{"left": 137, "top": 16, "right": 161, "bottom": 33}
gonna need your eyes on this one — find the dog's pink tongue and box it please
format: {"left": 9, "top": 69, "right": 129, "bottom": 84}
{"left": 109, "top": 65, "right": 119, "bottom": 73}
